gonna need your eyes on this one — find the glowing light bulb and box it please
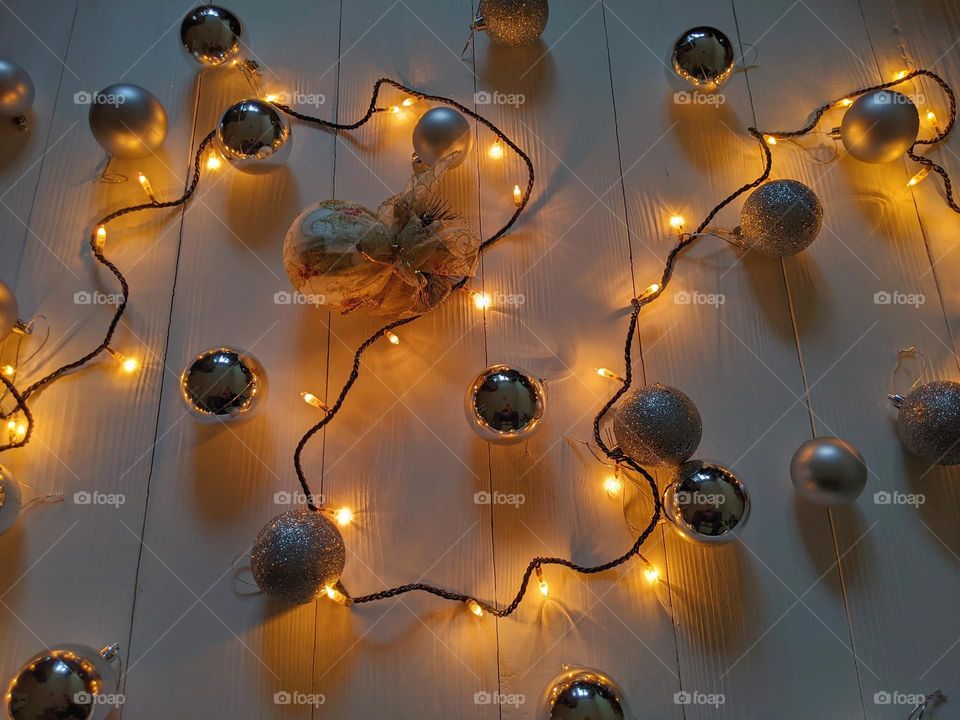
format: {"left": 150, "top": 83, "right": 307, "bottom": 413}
{"left": 388, "top": 105, "right": 401, "bottom": 114}
{"left": 206, "top": 152, "right": 222, "bottom": 171}
{"left": 668, "top": 214, "right": 684, "bottom": 230}
{"left": 638, "top": 283, "right": 661, "bottom": 301}
{"left": 301, "top": 391, "right": 330, "bottom": 412}
{"left": 7, "top": 419, "right": 26, "bottom": 442}
{"left": 603, "top": 474, "right": 623, "bottom": 496}
{"left": 489, "top": 140, "right": 504, "bottom": 160}
{"left": 325, "top": 584, "right": 351, "bottom": 605}
{"left": 137, "top": 172, "right": 156, "bottom": 202}
{"left": 2, "top": 365, "right": 14, "bottom": 377}
{"left": 926, "top": 110, "right": 938, "bottom": 126}
{"left": 401, "top": 97, "right": 415, "bottom": 107}
{"left": 473, "top": 292, "right": 492, "bottom": 310}
{"left": 836, "top": 97, "right": 853, "bottom": 108}
{"left": 513, "top": 184, "right": 523, "bottom": 207}
{"left": 536, "top": 567, "right": 549, "bottom": 597}
{"left": 893, "top": 70, "right": 909, "bottom": 81}
{"left": 595, "top": 367, "right": 625, "bottom": 382}
{"left": 643, "top": 565, "right": 660, "bottom": 584}
{"left": 466, "top": 599, "right": 485, "bottom": 617}
{"left": 107, "top": 347, "right": 139, "bottom": 374}
{"left": 333, "top": 507, "right": 353, "bottom": 526}
{"left": 385, "top": 331, "right": 400, "bottom": 345}
{"left": 94, "top": 225, "right": 107, "bottom": 251}
{"left": 764, "top": 134, "right": 778, "bottom": 145}
{"left": 907, "top": 167, "right": 930, "bottom": 188}
{"left": 263, "top": 93, "right": 282, "bottom": 104}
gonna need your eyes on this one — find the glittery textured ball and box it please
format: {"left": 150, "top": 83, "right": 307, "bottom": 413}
{"left": 895, "top": 380, "right": 960, "bottom": 465}
{"left": 475, "top": 0, "right": 549, "bottom": 46}
{"left": 613, "top": 384, "right": 702, "bottom": 467}
{"left": 739, "top": 179, "right": 823, "bottom": 257}
{"left": 251, "top": 510, "right": 346, "bottom": 603}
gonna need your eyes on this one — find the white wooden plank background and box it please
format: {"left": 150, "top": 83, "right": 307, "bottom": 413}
{"left": 0, "top": 1, "right": 958, "bottom": 718}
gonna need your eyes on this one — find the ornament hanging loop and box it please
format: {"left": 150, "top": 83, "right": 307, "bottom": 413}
{"left": 888, "top": 346, "right": 928, "bottom": 407}
{"left": 907, "top": 690, "right": 945, "bottom": 719}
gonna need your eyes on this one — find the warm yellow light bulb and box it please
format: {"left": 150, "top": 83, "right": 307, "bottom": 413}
{"left": 263, "top": 93, "right": 281, "bottom": 103}
{"left": 764, "top": 134, "right": 778, "bottom": 145}
{"left": 466, "top": 599, "right": 485, "bottom": 617}
{"left": 388, "top": 105, "right": 401, "bottom": 114}
{"left": 893, "top": 69, "right": 909, "bottom": 81}
{"left": 121, "top": 357, "right": 139, "bottom": 374}
{"left": 137, "top": 172, "right": 156, "bottom": 202}
{"left": 333, "top": 507, "right": 353, "bottom": 526}
{"left": 206, "top": 152, "right": 222, "bottom": 171}
{"left": 926, "top": 110, "right": 938, "bottom": 125}
{"left": 539, "top": 578, "right": 549, "bottom": 597}
{"left": 907, "top": 167, "right": 930, "bottom": 188}
{"left": 325, "top": 584, "right": 350, "bottom": 605}
{"left": 603, "top": 475, "right": 623, "bottom": 496}
{"left": 301, "top": 391, "right": 330, "bottom": 412}
{"left": 95, "top": 225, "right": 107, "bottom": 250}
{"left": 401, "top": 97, "right": 415, "bottom": 107}
{"left": 489, "top": 141, "right": 504, "bottom": 160}
{"left": 385, "top": 331, "right": 400, "bottom": 345}
{"left": 643, "top": 565, "right": 660, "bottom": 584}
{"left": 1, "top": 365, "right": 14, "bottom": 377}
{"left": 668, "top": 214, "right": 684, "bottom": 230}
{"left": 595, "top": 367, "right": 624, "bottom": 382}
{"left": 513, "top": 184, "right": 523, "bottom": 206}
{"left": 837, "top": 98, "right": 853, "bottom": 108}
{"left": 473, "top": 292, "right": 492, "bottom": 310}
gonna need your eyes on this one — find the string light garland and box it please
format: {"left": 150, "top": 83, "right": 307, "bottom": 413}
{"left": 0, "top": 68, "right": 957, "bottom": 622}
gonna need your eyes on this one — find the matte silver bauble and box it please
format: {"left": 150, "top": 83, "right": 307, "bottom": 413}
{"left": 87, "top": 83, "right": 168, "bottom": 159}
{"left": 181, "top": 5, "right": 244, "bottom": 67}
{"left": 0, "top": 58, "right": 35, "bottom": 128}
{"left": 465, "top": 364, "right": 546, "bottom": 444}
{"left": 0, "top": 465, "right": 22, "bottom": 535}
{"left": 6, "top": 643, "right": 121, "bottom": 720}
{"left": 664, "top": 460, "right": 750, "bottom": 544}
{"left": 612, "top": 383, "right": 702, "bottom": 467}
{"left": 215, "top": 99, "right": 291, "bottom": 174}
{"left": 251, "top": 509, "right": 347, "bottom": 604}
{"left": 0, "top": 278, "right": 21, "bottom": 339}
{"left": 412, "top": 107, "right": 472, "bottom": 167}
{"left": 671, "top": 26, "right": 735, "bottom": 90}
{"left": 180, "top": 346, "right": 267, "bottom": 421}
{"left": 541, "top": 666, "right": 629, "bottom": 720}
{"left": 790, "top": 437, "right": 867, "bottom": 505}
{"left": 473, "top": 0, "right": 549, "bottom": 47}
{"left": 739, "top": 179, "right": 823, "bottom": 257}
{"left": 840, "top": 90, "right": 919, "bottom": 163}
{"left": 891, "top": 380, "right": 960, "bottom": 465}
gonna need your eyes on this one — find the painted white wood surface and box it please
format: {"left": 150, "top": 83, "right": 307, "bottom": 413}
{"left": 0, "top": 1, "right": 958, "bottom": 718}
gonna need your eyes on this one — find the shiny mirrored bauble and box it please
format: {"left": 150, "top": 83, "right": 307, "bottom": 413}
{"left": 671, "top": 26, "right": 735, "bottom": 90}
{"left": 664, "top": 459, "right": 750, "bottom": 544}
{"left": 180, "top": 346, "right": 267, "bottom": 421}
{"left": 215, "top": 99, "right": 291, "bottom": 173}
{"left": 465, "top": 364, "right": 546, "bottom": 444}
{"left": 181, "top": 5, "right": 244, "bottom": 67}
{"left": 541, "top": 666, "right": 629, "bottom": 720}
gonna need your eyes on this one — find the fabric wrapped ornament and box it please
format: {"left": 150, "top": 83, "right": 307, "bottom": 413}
{"left": 283, "top": 151, "right": 479, "bottom": 321}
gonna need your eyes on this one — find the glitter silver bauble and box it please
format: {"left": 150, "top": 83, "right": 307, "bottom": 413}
{"left": 790, "top": 437, "right": 867, "bottom": 506}
{"left": 739, "top": 179, "right": 823, "bottom": 258}
{"left": 671, "top": 26, "right": 735, "bottom": 91}
{"left": 412, "top": 107, "right": 472, "bottom": 168}
{"left": 6, "top": 643, "right": 121, "bottom": 720}
{"left": 465, "top": 364, "right": 546, "bottom": 445}
{"left": 251, "top": 509, "right": 346, "bottom": 604}
{"left": 664, "top": 460, "right": 750, "bottom": 545}
{"left": 612, "top": 384, "right": 702, "bottom": 467}
{"left": 0, "top": 278, "right": 21, "bottom": 339}
{"left": 215, "top": 99, "right": 291, "bottom": 174}
{"left": 891, "top": 380, "right": 960, "bottom": 465}
{"left": 840, "top": 90, "right": 919, "bottom": 164}
{"left": 0, "top": 58, "right": 34, "bottom": 130}
{"left": 0, "top": 465, "right": 22, "bottom": 535}
{"left": 180, "top": 5, "right": 244, "bottom": 68}
{"left": 87, "top": 83, "right": 168, "bottom": 159}
{"left": 473, "top": 0, "right": 549, "bottom": 47}
{"left": 180, "top": 346, "right": 267, "bottom": 422}
{"left": 541, "top": 666, "right": 629, "bottom": 720}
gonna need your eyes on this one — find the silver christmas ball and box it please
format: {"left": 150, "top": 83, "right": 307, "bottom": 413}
{"left": 790, "top": 437, "right": 867, "bottom": 506}
{"left": 215, "top": 99, "right": 291, "bottom": 174}
{"left": 739, "top": 179, "right": 823, "bottom": 257}
{"left": 251, "top": 509, "right": 346, "bottom": 604}
{"left": 671, "top": 26, "right": 735, "bottom": 91}
{"left": 465, "top": 364, "right": 546, "bottom": 444}
{"left": 412, "top": 107, "right": 472, "bottom": 168}
{"left": 892, "top": 380, "right": 960, "bottom": 465}
{"left": 840, "top": 90, "right": 919, "bottom": 164}
{"left": 0, "top": 58, "right": 35, "bottom": 116}
{"left": 6, "top": 643, "right": 120, "bottom": 720}
{"left": 0, "top": 465, "right": 22, "bottom": 535}
{"left": 541, "top": 666, "right": 629, "bottom": 720}
{"left": 473, "top": 0, "right": 549, "bottom": 47}
{"left": 612, "top": 384, "right": 702, "bottom": 467}
{"left": 180, "top": 346, "right": 267, "bottom": 422}
{"left": 664, "top": 460, "right": 750, "bottom": 545}
{"left": 0, "top": 278, "right": 21, "bottom": 339}
{"left": 87, "top": 83, "right": 168, "bottom": 159}
{"left": 180, "top": 5, "right": 244, "bottom": 68}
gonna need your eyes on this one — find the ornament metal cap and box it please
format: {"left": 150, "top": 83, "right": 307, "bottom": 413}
{"left": 888, "top": 393, "right": 905, "bottom": 409}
